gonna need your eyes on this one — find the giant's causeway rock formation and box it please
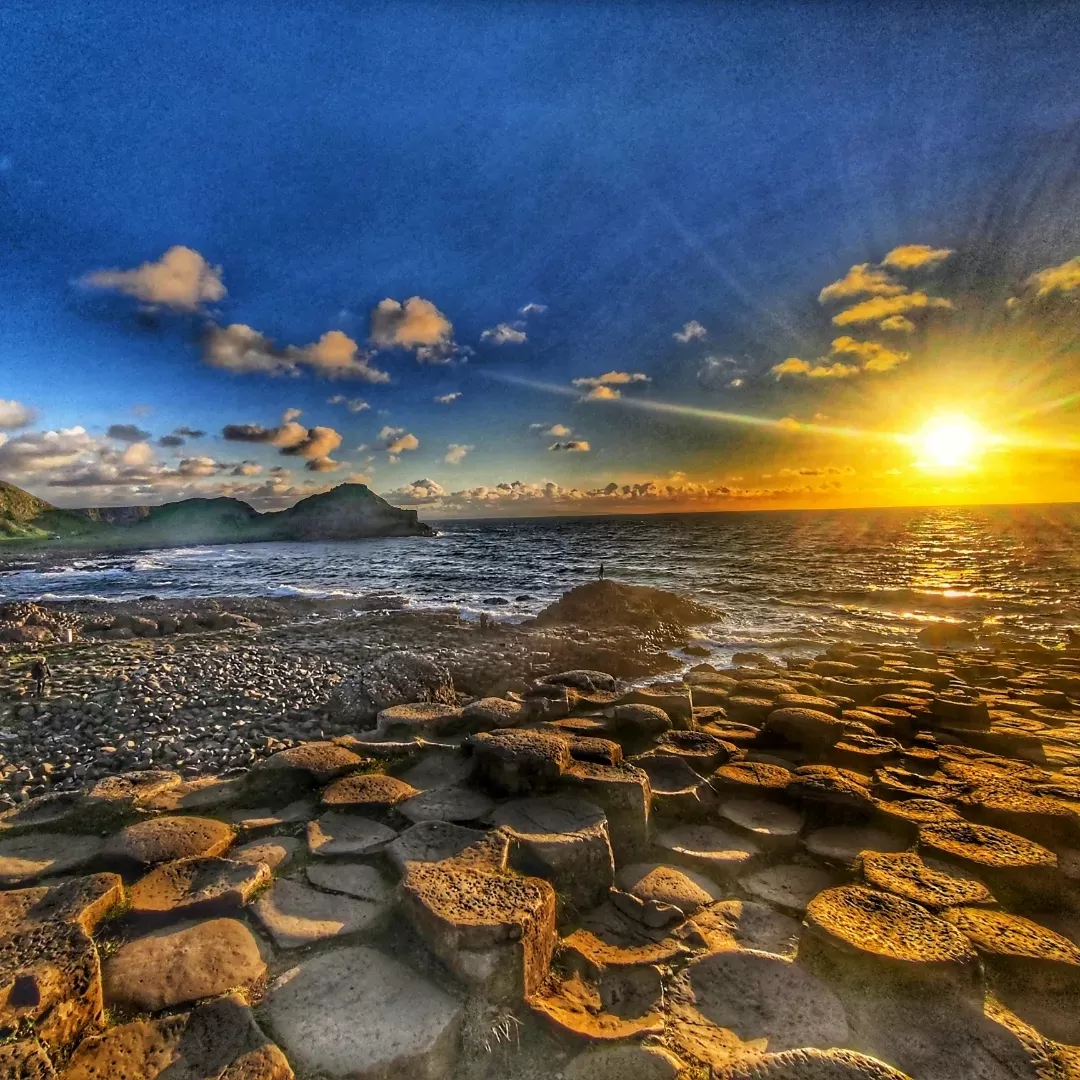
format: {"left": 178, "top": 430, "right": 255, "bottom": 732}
{"left": 3, "top": 632, "right": 1080, "bottom": 1077}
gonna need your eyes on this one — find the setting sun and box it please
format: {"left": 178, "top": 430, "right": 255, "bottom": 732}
{"left": 914, "top": 415, "right": 986, "bottom": 470}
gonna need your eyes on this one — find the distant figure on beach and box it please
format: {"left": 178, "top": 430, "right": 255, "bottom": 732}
{"left": 478, "top": 612, "right": 490, "bottom": 633}
{"left": 30, "top": 656, "right": 51, "bottom": 698}
{"left": 599, "top": 563, "right": 605, "bottom": 581}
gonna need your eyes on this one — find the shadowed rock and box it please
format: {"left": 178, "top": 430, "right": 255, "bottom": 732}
{"left": 0, "top": 835, "right": 104, "bottom": 888}
{"left": 306, "top": 812, "right": 397, "bottom": 857}
{"left": 470, "top": 729, "right": 572, "bottom": 796}
{"left": 265, "top": 947, "right": 460, "bottom": 1080}
{"left": 714, "top": 1047, "right": 912, "bottom": 1079}
{"left": 559, "top": 760, "right": 651, "bottom": 860}
{"left": 740, "top": 863, "right": 843, "bottom": 916}
{"left": 529, "top": 963, "right": 666, "bottom": 1040}
{"left": 242, "top": 741, "right": 371, "bottom": 803}
{"left": 656, "top": 824, "right": 762, "bottom": 877}
{"left": 253, "top": 878, "right": 389, "bottom": 948}
{"left": 680, "top": 899, "right": 801, "bottom": 958}
{"left": 494, "top": 795, "right": 614, "bottom": 911}
{"left": 0, "top": 875, "right": 123, "bottom": 937}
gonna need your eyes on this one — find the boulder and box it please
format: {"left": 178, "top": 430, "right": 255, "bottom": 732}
{"left": 60, "top": 994, "right": 292, "bottom": 1080}
{"left": 857, "top": 850, "right": 994, "bottom": 910}
{"left": 802, "top": 885, "right": 979, "bottom": 991}
{"left": 531, "top": 579, "right": 717, "bottom": 631}
{"left": 0, "top": 1040, "right": 56, "bottom": 1079}
{"left": 243, "top": 742, "right": 370, "bottom": 803}
{"left": 470, "top": 729, "right": 571, "bottom": 796}
{"left": 102, "top": 816, "right": 235, "bottom": 871}
{"left": 616, "top": 862, "right": 723, "bottom": 918}
{"left": 401, "top": 860, "right": 556, "bottom": 1000}
{"left": 610, "top": 702, "right": 673, "bottom": 737}
{"left": 618, "top": 687, "right": 693, "bottom": 728}
{"left": 264, "top": 947, "right": 461, "bottom": 1080}
{"left": 764, "top": 707, "right": 858, "bottom": 751}
{"left": 102, "top": 918, "right": 266, "bottom": 1012}
{"left": 559, "top": 761, "right": 651, "bottom": 860}
{"left": 329, "top": 651, "right": 457, "bottom": 726}
{"left": 127, "top": 856, "right": 271, "bottom": 923}
{"left": 375, "top": 702, "right": 465, "bottom": 739}
{"left": 0, "top": 923, "right": 102, "bottom": 1054}
{"left": 320, "top": 771, "right": 419, "bottom": 811}
{"left": 460, "top": 697, "right": 524, "bottom": 731}
{"left": 0, "top": 874, "right": 123, "bottom": 938}
{"left": 493, "top": 796, "right": 614, "bottom": 911}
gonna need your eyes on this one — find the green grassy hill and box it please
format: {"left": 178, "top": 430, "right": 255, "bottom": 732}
{"left": 0, "top": 480, "right": 109, "bottom": 542}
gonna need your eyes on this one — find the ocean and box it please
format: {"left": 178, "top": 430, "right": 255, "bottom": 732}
{"left": 3, "top": 504, "right": 1080, "bottom": 654}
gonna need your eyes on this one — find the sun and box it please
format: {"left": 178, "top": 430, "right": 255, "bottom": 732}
{"left": 914, "top": 415, "right": 985, "bottom": 469}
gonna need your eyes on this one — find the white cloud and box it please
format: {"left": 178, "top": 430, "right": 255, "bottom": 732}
{"left": 571, "top": 371, "right": 651, "bottom": 389}
{"left": 674, "top": 320, "right": 707, "bottom": 343}
{"left": 444, "top": 443, "right": 473, "bottom": 464}
{"left": 519, "top": 303, "right": 547, "bottom": 316}
{"left": 328, "top": 395, "right": 370, "bottom": 413}
{"left": 369, "top": 296, "right": 452, "bottom": 349}
{"left": 80, "top": 246, "right": 225, "bottom": 312}
{"left": 480, "top": 323, "right": 527, "bottom": 345}
{"left": 544, "top": 424, "right": 572, "bottom": 437}
{"left": 204, "top": 325, "right": 390, "bottom": 382}
{"left": 434, "top": 392, "right": 461, "bottom": 405}
{"left": 0, "top": 400, "right": 36, "bottom": 430}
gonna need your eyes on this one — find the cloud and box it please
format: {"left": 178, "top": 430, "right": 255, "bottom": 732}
{"left": 232, "top": 461, "right": 262, "bottom": 476}
{"left": 674, "top": 320, "right": 707, "bottom": 343}
{"left": 379, "top": 474, "right": 849, "bottom": 517}
{"left": 222, "top": 413, "right": 344, "bottom": 471}
{"left": 0, "top": 427, "right": 102, "bottom": 475}
{"left": 369, "top": 296, "right": 452, "bottom": 349}
{"left": 544, "top": 424, "right": 572, "bottom": 437}
{"left": 80, "top": 246, "right": 225, "bottom": 312}
{"left": 0, "top": 399, "right": 36, "bottom": 430}
{"left": 548, "top": 440, "right": 591, "bottom": 452}
{"left": 434, "top": 392, "right": 461, "bottom": 405}
{"left": 818, "top": 264, "right": 906, "bottom": 303}
{"left": 777, "top": 417, "right": 802, "bottom": 432}
{"left": 880, "top": 244, "right": 954, "bottom": 271}
{"left": 480, "top": 323, "right": 527, "bottom": 345}
{"left": 328, "top": 395, "right": 370, "bottom": 413}
{"left": 106, "top": 423, "right": 151, "bottom": 443}
{"left": 519, "top": 303, "right": 547, "bottom": 316}
{"left": 778, "top": 465, "right": 855, "bottom": 478}
{"left": 572, "top": 371, "right": 651, "bottom": 389}
{"left": 175, "top": 426, "right": 205, "bottom": 438}
{"left": 697, "top": 356, "right": 745, "bottom": 390}
{"left": 831, "top": 292, "right": 953, "bottom": 327}
{"left": 584, "top": 385, "right": 620, "bottom": 400}
{"left": 444, "top": 443, "right": 473, "bottom": 465}
{"left": 878, "top": 314, "right": 915, "bottom": 333}
{"left": 829, "top": 336, "right": 909, "bottom": 372}
{"left": 367, "top": 425, "right": 419, "bottom": 462}
{"left": 204, "top": 324, "right": 390, "bottom": 382}
{"left": 1010, "top": 256, "right": 1080, "bottom": 303}
{"left": 158, "top": 434, "right": 185, "bottom": 448}
{"left": 131, "top": 404, "right": 153, "bottom": 417}
{"left": 771, "top": 357, "right": 859, "bottom": 379}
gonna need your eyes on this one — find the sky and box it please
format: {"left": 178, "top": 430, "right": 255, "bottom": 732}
{"left": 2, "top": 0, "right": 1080, "bottom": 518}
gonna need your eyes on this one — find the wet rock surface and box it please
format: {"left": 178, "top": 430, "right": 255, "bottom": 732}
{"left": 1, "top": 600, "right": 1080, "bottom": 1078}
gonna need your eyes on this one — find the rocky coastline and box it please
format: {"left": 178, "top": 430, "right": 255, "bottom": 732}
{"left": 1, "top": 581, "right": 1080, "bottom": 1078}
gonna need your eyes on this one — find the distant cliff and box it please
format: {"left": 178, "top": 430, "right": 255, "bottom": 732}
{"left": 0, "top": 482, "right": 434, "bottom": 550}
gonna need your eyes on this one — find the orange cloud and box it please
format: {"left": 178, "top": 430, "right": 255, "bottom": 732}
{"left": 879, "top": 314, "right": 915, "bottom": 333}
{"left": 832, "top": 292, "right": 953, "bottom": 327}
{"left": 770, "top": 357, "right": 858, "bottom": 379}
{"left": 81, "top": 246, "right": 226, "bottom": 312}
{"left": 880, "top": 244, "right": 954, "bottom": 270}
{"left": 830, "top": 336, "right": 909, "bottom": 372}
{"left": 369, "top": 296, "right": 452, "bottom": 348}
{"left": 818, "top": 264, "right": 905, "bottom": 303}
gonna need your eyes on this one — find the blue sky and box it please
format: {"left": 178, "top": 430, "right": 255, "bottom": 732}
{"left": 2, "top": 1, "right": 1080, "bottom": 515}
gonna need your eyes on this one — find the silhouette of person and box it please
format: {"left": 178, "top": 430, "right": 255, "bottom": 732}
{"left": 30, "top": 656, "right": 51, "bottom": 698}
{"left": 599, "top": 563, "right": 605, "bottom": 581}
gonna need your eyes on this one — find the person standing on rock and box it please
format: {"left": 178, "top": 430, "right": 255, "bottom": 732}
{"left": 30, "top": 655, "right": 51, "bottom": 698}
{"left": 599, "top": 563, "right": 605, "bottom": 581}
